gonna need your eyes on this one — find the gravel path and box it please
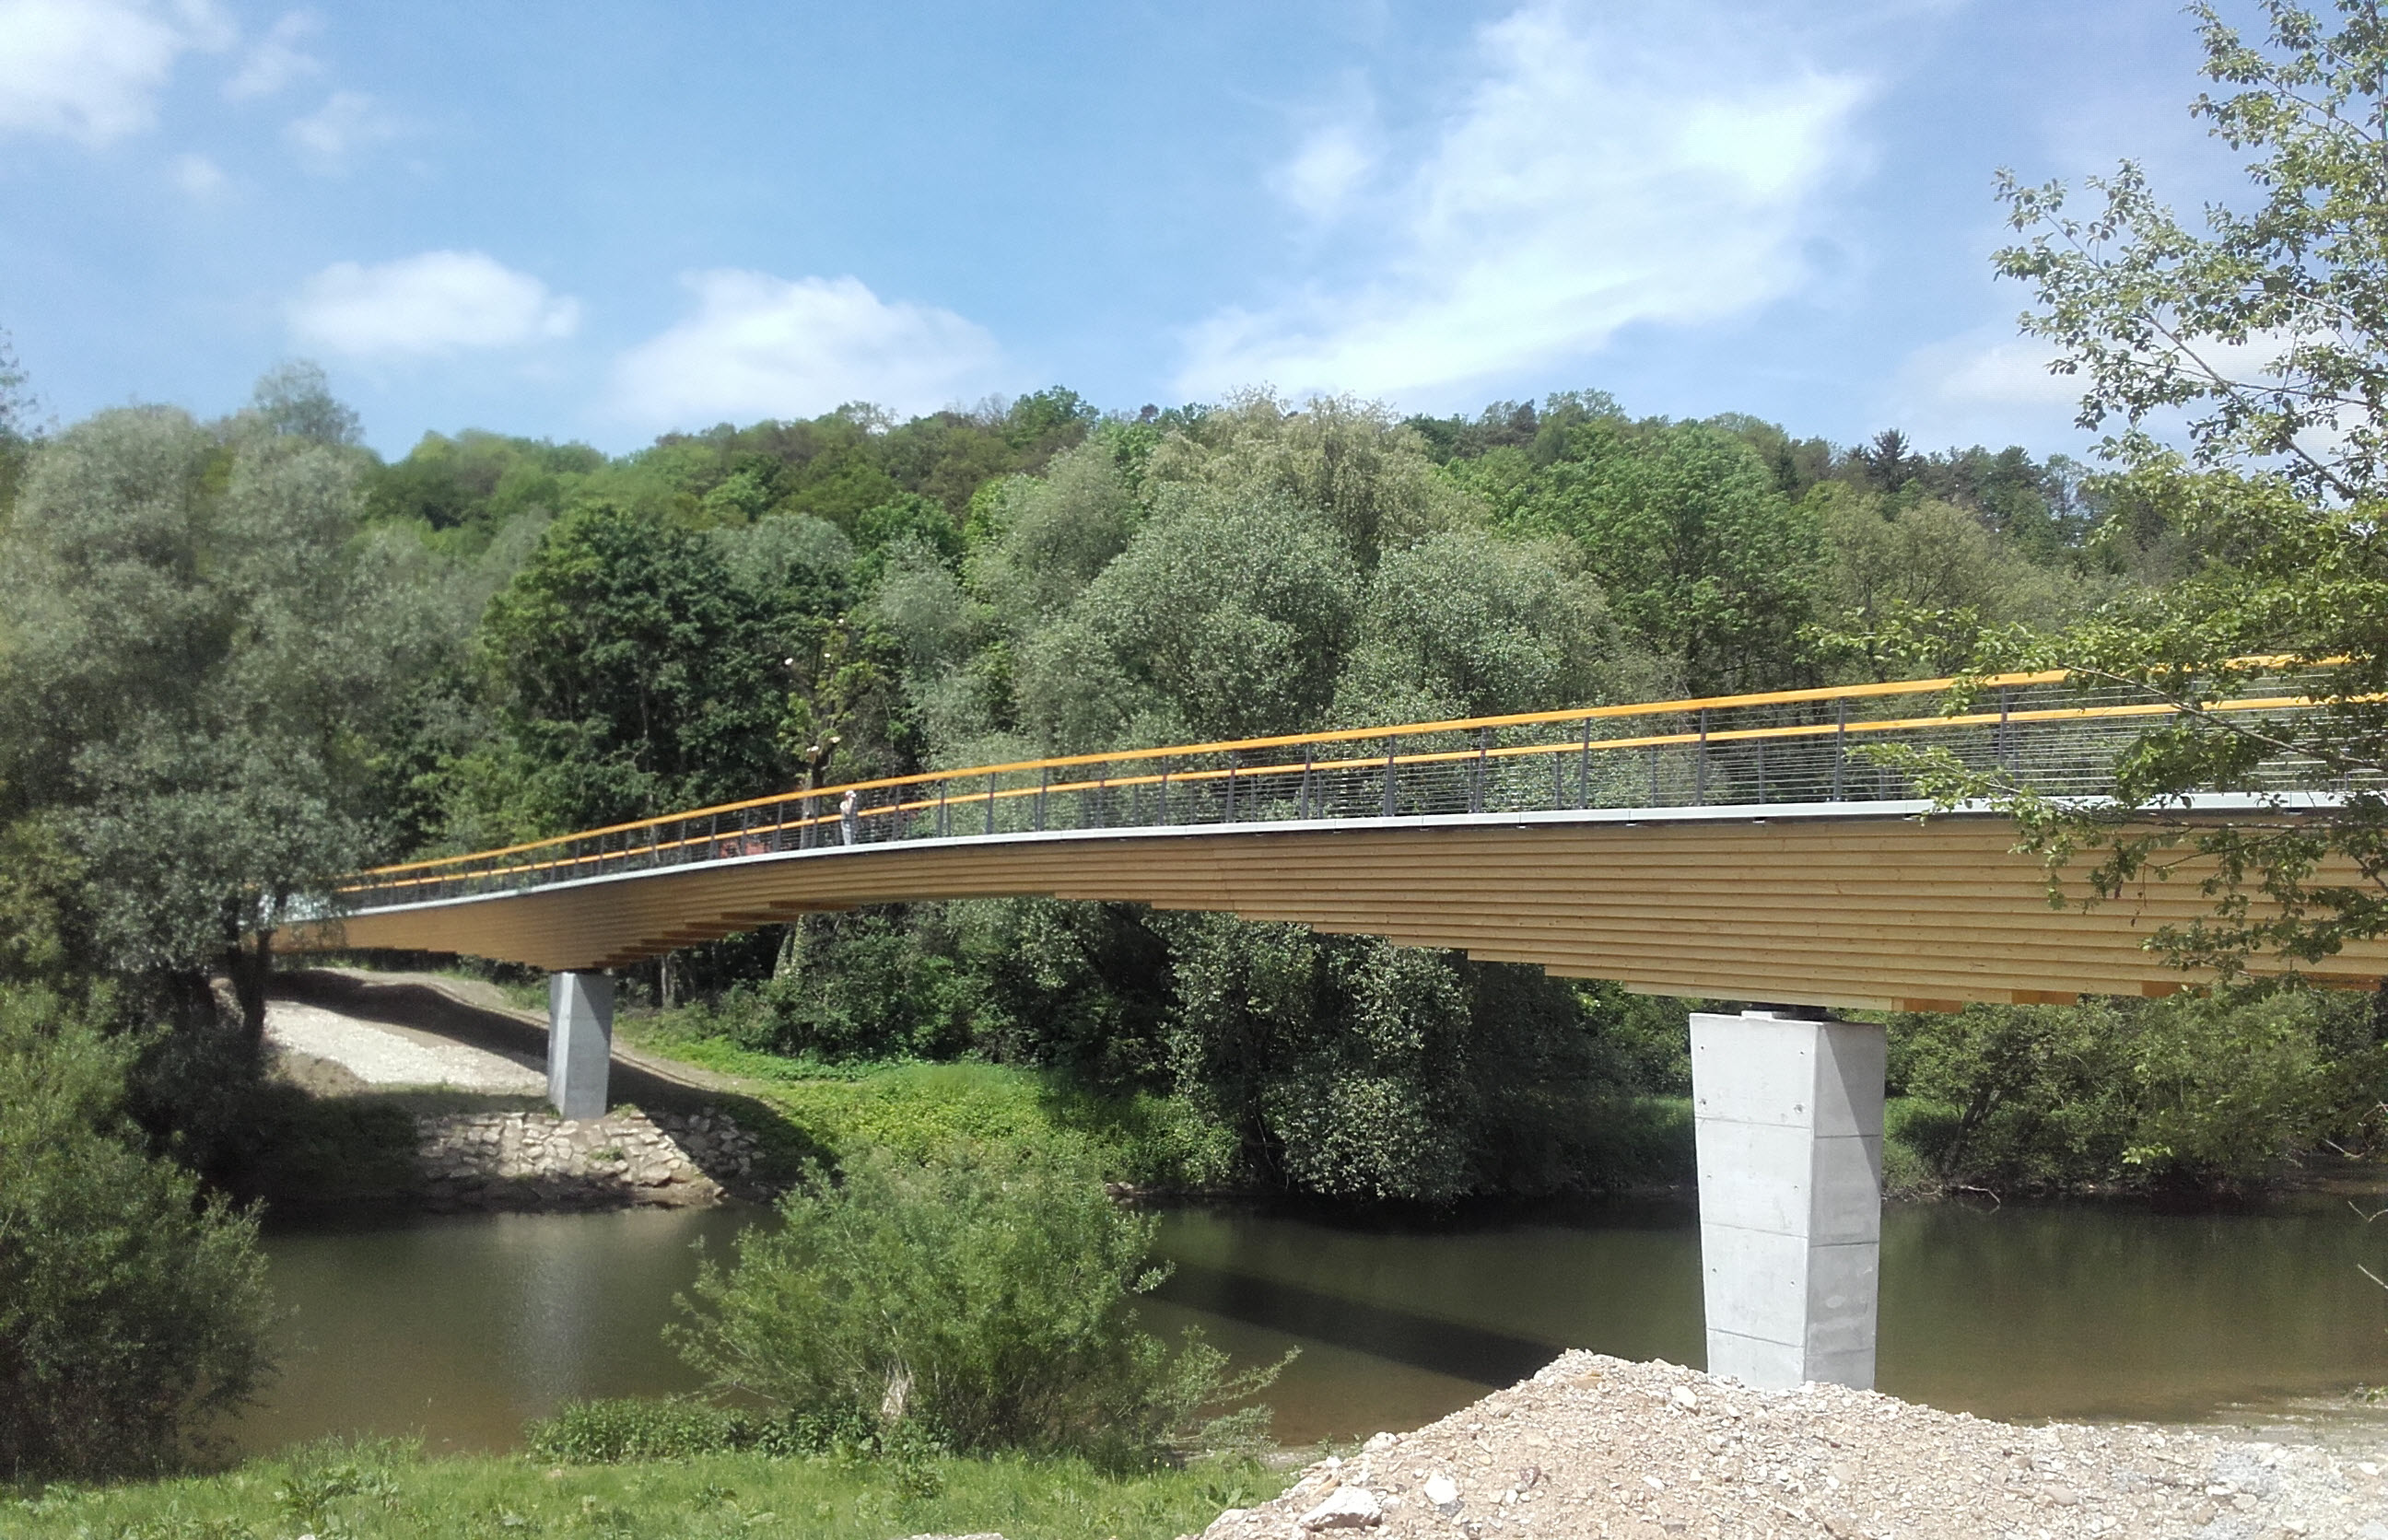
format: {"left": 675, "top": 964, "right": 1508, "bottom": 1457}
{"left": 264, "top": 998, "right": 544, "bottom": 1093}
{"left": 1202, "top": 1352, "right": 2387, "bottom": 1540}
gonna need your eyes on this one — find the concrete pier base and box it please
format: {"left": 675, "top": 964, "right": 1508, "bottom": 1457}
{"left": 546, "top": 971, "right": 615, "bottom": 1121}
{"left": 1689, "top": 1008, "right": 1887, "bottom": 1390}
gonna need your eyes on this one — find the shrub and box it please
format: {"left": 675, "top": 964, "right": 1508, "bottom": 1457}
{"left": 1886, "top": 986, "right": 2388, "bottom": 1193}
{"left": 673, "top": 1140, "right": 1284, "bottom": 1464}
{"left": 523, "top": 1398, "right": 829, "bottom": 1463}
{"left": 0, "top": 986, "right": 278, "bottom": 1480}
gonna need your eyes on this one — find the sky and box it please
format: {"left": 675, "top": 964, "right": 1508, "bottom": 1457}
{"left": 0, "top": 0, "right": 2252, "bottom": 461}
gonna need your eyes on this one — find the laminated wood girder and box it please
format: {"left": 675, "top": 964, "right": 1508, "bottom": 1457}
{"left": 282, "top": 807, "right": 2388, "bottom": 1011}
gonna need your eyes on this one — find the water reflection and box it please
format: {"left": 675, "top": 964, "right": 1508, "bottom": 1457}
{"left": 235, "top": 1193, "right": 2388, "bottom": 1456}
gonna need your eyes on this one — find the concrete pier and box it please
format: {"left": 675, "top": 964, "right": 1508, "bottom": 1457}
{"left": 1689, "top": 1008, "right": 1887, "bottom": 1390}
{"left": 546, "top": 971, "right": 615, "bottom": 1121}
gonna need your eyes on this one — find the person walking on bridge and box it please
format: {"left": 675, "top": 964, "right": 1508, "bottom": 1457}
{"left": 839, "top": 787, "right": 859, "bottom": 846}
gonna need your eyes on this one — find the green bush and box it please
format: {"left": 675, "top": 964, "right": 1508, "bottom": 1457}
{"left": 1886, "top": 986, "right": 2388, "bottom": 1193}
{"left": 0, "top": 985, "right": 278, "bottom": 1481}
{"left": 673, "top": 1140, "right": 1284, "bottom": 1464}
{"left": 524, "top": 1398, "right": 828, "bottom": 1463}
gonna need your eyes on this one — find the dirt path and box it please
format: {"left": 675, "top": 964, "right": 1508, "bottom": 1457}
{"left": 270, "top": 967, "right": 749, "bottom": 1112}
{"left": 1209, "top": 1353, "right": 2386, "bottom": 1540}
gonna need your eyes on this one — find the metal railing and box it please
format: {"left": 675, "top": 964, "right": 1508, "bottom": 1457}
{"left": 334, "top": 668, "right": 2340, "bottom": 911}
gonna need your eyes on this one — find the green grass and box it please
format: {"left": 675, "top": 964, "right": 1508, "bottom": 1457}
{"left": 3, "top": 1436, "right": 1275, "bottom": 1540}
{"left": 617, "top": 1018, "right": 1242, "bottom": 1192}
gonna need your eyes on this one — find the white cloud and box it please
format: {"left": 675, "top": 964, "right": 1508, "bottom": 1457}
{"left": 1885, "top": 330, "right": 2086, "bottom": 448}
{"left": 286, "top": 88, "right": 399, "bottom": 169}
{"left": 0, "top": 0, "right": 229, "bottom": 145}
{"left": 1270, "top": 118, "right": 1376, "bottom": 222}
{"left": 610, "top": 271, "right": 1002, "bottom": 427}
{"left": 225, "top": 9, "right": 318, "bottom": 100}
{"left": 1902, "top": 333, "right": 2081, "bottom": 411}
{"left": 1176, "top": 0, "right": 1870, "bottom": 402}
{"left": 170, "top": 148, "right": 223, "bottom": 195}
{"left": 288, "top": 251, "right": 580, "bottom": 358}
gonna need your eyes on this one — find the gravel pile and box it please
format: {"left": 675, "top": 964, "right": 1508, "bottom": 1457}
{"left": 1195, "top": 1352, "right": 2387, "bottom": 1540}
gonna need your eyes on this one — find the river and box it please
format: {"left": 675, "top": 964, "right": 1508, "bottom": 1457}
{"left": 231, "top": 1194, "right": 2388, "bottom": 1457}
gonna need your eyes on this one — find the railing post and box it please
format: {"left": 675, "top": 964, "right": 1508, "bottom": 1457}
{"left": 1471, "top": 728, "right": 1489, "bottom": 814}
{"left": 1383, "top": 741, "right": 1398, "bottom": 818}
{"left": 1301, "top": 748, "right": 1315, "bottom": 820}
{"left": 937, "top": 780, "right": 949, "bottom": 838}
{"left": 1649, "top": 742, "right": 1660, "bottom": 805}
{"left": 1695, "top": 709, "right": 1710, "bottom": 804}
{"left": 1159, "top": 761, "right": 1171, "bottom": 825}
{"left": 986, "top": 772, "right": 997, "bottom": 834}
{"left": 1832, "top": 698, "right": 1847, "bottom": 801}
{"left": 1036, "top": 765, "right": 1049, "bottom": 832}
{"left": 1577, "top": 718, "right": 1593, "bottom": 808}
{"left": 1998, "top": 686, "right": 2014, "bottom": 773}
{"left": 1224, "top": 751, "right": 1237, "bottom": 823}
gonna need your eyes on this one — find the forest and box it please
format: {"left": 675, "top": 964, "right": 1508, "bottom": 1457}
{"left": 1, "top": 351, "right": 2377, "bottom": 1216}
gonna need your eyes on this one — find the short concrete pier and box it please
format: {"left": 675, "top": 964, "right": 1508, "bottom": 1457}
{"left": 1689, "top": 1008, "right": 1887, "bottom": 1390}
{"left": 546, "top": 971, "right": 615, "bottom": 1121}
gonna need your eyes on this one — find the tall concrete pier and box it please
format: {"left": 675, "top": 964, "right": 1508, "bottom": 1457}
{"left": 546, "top": 971, "right": 615, "bottom": 1121}
{"left": 1689, "top": 1009, "right": 1888, "bottom": 1390}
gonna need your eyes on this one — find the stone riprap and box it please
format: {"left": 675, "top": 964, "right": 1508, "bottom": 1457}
{"left": 1193, "top": 1352, "right": 2386, "bottom": 1540}
{"left": 416, "top": 1107, "right": 767, "bottom": 1212}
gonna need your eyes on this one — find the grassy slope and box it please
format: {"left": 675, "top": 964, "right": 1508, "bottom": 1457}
{"left": 615, "top": 1013, "right": 1243, "bottom": 1189}
{"left": 6, "top": 1438, "right": 1275, "bottom": 1540}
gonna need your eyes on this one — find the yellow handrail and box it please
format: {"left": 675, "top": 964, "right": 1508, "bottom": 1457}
{"left": 340, "top": 660, "right": 2330, "bottom": 892}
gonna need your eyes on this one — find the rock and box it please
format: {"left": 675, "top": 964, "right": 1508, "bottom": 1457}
{"left": 1295, "top": 1487, "right": 1381, "bottom": 1530}
{"left": 1422, "top": 1473, "right": 1459, "bottom": 1513}
{"left": 1668, "top": 1384, "right": 1699, "bottom": 1411}
{"left": 1362, "top": 1430, "right": 1398, "bottom": 1453}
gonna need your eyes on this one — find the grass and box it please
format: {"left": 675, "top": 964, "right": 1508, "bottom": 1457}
{"left": 3, "top": 1436, "right": 1276, "bottom": 1540}
{"left": 617, "top": 1013, "right": 1243, "bottom": 1191}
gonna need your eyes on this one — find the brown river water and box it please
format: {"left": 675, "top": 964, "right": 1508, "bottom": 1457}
{"left": 232, "top": 1195, "right": 2388, "bottom": 1458}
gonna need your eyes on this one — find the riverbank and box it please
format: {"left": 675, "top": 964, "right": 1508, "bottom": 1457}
{"left": 2, "top": 1436, "right": 1273, "bottom": 1540}
{"left": 21, "top": 1352, "right": 2387, "bottom": 1540}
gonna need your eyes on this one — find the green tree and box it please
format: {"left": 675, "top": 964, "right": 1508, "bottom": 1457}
{"left": 0, "top": 985, "right": 277, "bottom": 1481}
{"left": 1334, "top": 528, "right": 1622, "bottom": 722}
{"left": 1907, "top": 0, "right": 2388, "bottom": 977}
{"left": 1144, "top": 391, "right": 1479, "bottom": 565}
{"left": 1038, "top": 489, "right": 1361, "bottom": 745}
{"left": 0, "top": 392, "right": 439, "bottom": 1035}
{"left": 464, "top": 502, "right": 809, "bottom": 834}
{"left": 1888, "top": 987, "right": 2383, "bottom": 1192}
{"left": 1466, "top": 414, "right": 1825, "bottom": 693}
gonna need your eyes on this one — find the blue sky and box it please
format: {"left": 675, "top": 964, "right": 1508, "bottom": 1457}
{"left": 0, "top": 0, "right": 2246, "bottom": 460}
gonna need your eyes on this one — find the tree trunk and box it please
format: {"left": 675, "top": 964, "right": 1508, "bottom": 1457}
{"left": 225, "top": 928, "right": 272, "bottom": 1042}
{"left": 660, "top": 950, "right": 679, "bottom": 1009}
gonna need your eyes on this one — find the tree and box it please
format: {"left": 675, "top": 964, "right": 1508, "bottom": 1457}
{"left": 0, "top": 397, "right": 439, "bottom": 1035}
{"left": 1012, "top": 489, "right": 1361, "bottom": 747}
{"left": 1334, "top": 529, "right": 1623, "bottom": 722}
{"left": 0, "top": 985, "right": 277, "bottom": 1480}
{"left": 465, "top": 502, "right": 806, "bottom": 835}
{"left": 1909, "top": 0, "right": 2388, "bottom": 978}
{"left": 1143, "top": 391, "right": 1479, "bottom": 565}
{"left": 1486, "top": 416, "right": 1825, "bottom": 693}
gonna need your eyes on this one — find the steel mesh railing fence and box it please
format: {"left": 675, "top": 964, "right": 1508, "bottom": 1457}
{"left": 334, "top": 669, "right": 2339, "bottom": 911}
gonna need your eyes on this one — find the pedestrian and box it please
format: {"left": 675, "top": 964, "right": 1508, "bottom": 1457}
{"left": 839, "top": 787, "right": 859, "bottom": 846}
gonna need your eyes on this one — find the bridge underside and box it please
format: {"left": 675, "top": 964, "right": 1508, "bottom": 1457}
{"left": 284, "top": 807, "right": 2388, "bottom": 1009}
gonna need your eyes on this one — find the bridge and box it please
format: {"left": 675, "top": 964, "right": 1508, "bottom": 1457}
{"left": 287, "top": 667, "right": 2382, "bottom": 1394}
